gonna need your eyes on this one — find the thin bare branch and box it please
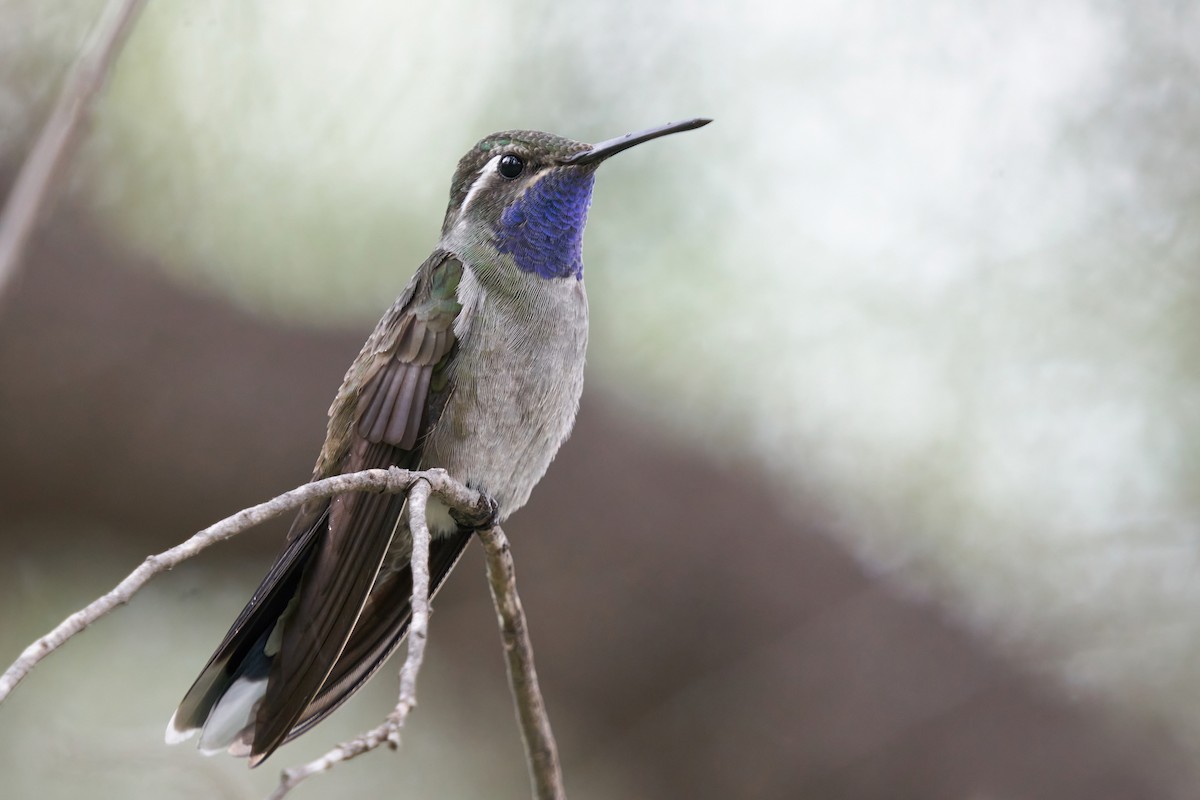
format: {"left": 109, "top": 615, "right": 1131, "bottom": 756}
{"left": 267, "top": 479, "right": 435, "bottom": 800}
{"left": 0, "top": 464, "right": 564, "bottom": 800}
{"left": 478, "top": 525, "right": 567, "bottom": 800}
{"left": 0, "top": 467, "right": 484, "bottom": 704}
{"left": 0, "top": 0, "right": 148, "bottom": 304}
{"left": 398, "top": 480, "right": 433, "bottom": 713}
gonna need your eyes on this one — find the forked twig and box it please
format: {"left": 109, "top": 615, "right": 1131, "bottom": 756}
{"left": 0, "top": 467, "right": 566, "bottom": 800}
{"left": 267, "top": 479, "right": 435, "bottom": 799}
{"left": 0, "top": 467, "right": 482, "bottom": 703}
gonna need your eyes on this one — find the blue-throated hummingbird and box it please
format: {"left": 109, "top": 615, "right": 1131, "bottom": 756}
{"left": 165, "top": 118, "right": 711, "bottom": 764}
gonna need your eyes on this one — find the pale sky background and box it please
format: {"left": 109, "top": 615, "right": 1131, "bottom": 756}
{"left": 2, "top": 0, "right": 1200, "bottom": 792}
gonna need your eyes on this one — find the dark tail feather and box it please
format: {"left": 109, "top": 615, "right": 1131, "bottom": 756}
{"left": 165, "top": 507, "right": 326, "bottom": 751}
{"left": 284, "top": 529, "right": 474, "bottom": 743}
{"left": 168, "top": 508, "right": 472, "bottom": 763}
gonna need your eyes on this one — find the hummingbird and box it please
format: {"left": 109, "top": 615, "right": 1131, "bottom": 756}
{"left": 165, "top": 118, "right": 711, "bottom": 765}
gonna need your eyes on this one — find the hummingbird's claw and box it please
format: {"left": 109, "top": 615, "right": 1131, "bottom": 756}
{"left": 451, "top": 492, "right": 500, "bottom": 531}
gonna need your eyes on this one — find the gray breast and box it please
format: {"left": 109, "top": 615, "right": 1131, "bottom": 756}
{"left": 423, "top": 266, "right": 588, "bottom": 518}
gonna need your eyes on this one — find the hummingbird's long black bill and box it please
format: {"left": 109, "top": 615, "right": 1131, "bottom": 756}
{"left": 561, "top": 117, "right": 712, "bottom": 165}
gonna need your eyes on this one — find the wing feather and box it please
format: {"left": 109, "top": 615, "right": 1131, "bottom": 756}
{"left": 246, "top": 254, "right": 466, "bottom": 761}
{"left": 357, "top": 362, "right": 401, "bottom": 443}
{"left": 282, "top": 529, "right": 474, "bottom": 743}
{"left": 170, "top": 253, "right": 468, "bottom": 765}
{"left": 385, "top": 366, "right": 421, "bottom": 445}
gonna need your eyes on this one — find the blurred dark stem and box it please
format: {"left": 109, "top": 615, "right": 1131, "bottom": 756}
{"left": 0, "top": 0, "right": 146, "bottom": 304}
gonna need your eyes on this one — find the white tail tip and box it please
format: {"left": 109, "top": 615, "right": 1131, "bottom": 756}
{"left": 164, "top": 710, "right": 198, "bottom": 745}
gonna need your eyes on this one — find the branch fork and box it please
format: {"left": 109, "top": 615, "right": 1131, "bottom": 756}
{"left": 0, "top": 467, "right": 567, "bottom": 800}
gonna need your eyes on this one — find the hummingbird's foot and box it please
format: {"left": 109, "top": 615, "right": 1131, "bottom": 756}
{"left": 452, "top": 492, "right": 500, "bottom": 531}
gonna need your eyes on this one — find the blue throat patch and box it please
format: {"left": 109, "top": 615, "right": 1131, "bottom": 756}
{"left": 496, "top": 169, "right": 595, "bottom": 280}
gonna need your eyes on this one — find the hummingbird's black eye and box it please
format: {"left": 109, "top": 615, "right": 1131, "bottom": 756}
{"left": 498, "top": 154, "right": 525, "bottom": 179}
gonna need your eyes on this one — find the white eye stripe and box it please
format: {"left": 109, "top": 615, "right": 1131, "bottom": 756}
{"left": 461, "top": 154, "right": 501, "bottom": 215}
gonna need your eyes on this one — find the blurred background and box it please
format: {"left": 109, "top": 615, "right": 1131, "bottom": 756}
{"left": 1, "top": 1, "right": 1198, "bottom": 798}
